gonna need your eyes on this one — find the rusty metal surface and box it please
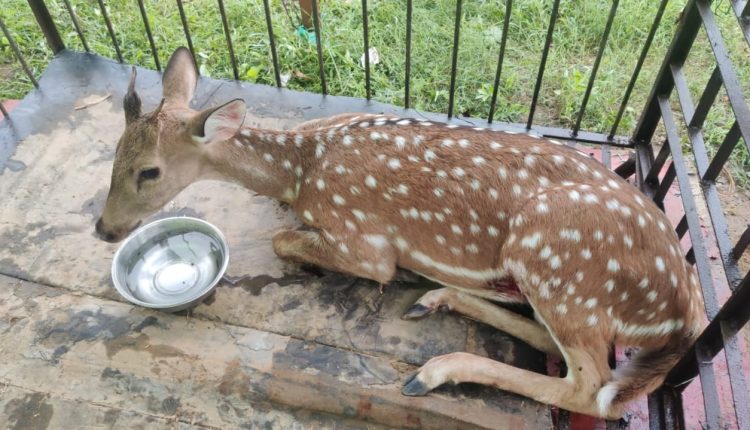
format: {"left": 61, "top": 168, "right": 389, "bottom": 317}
{"left": 0, "top": 51, "right": 551, "bottom": 428}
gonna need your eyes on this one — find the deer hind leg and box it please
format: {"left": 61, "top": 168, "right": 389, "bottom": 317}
{"left": 402, "top": 288, "right": 560, "bottom": 356}
{"left": 273, "top": 228, "right": 397, "bottom": 284}
{"left": 402, "top": 343, "right": 619, "bottom": 419}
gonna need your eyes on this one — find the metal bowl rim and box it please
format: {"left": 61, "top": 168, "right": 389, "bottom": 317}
{"left": 111, "top": 216, "right": 229, "bottom": 309}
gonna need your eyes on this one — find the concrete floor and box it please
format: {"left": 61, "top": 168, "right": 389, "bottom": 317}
{"left": 0, "top": 51, "right": 552, "bottom": 429}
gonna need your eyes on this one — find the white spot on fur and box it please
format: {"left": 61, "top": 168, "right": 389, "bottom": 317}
{"left": 452, "top": 167, "right": 465, "bottom": 178}
{"left": 433, "top": 188, "right": 445, "bottom": 198}
{"left": 343, "top": 135, "right": 353, "bottom": 146}
{"left": 435, "top": 235, "right": 446, "bottom": 245}
{"left": 604, "top": 279, "right": 615, "bottom": 293}
{"left": 607, "top": 259, "right": 620, "bottom": 272}
{"left": 584, "top": 194, "right": 598, "bottom": 204}
{"left": 466, "top": 244, "right": 479, "bottom": 254}
{"left": 521, "top": 232, "right": 542, "bottom": 249}
{"left": 539, "top": 246, "right": 552, "bottom": 260}
{"left": 303, "top": 210, "right": 314, "bottom": 222}
{"left": 332, "top": 194, "right": 346, "bottom": 205}
{"left": 655, "top": 257, "right": 665, "bottom": 272}
{"left": 556, "top": 304, "right": 568, "bottom": 314}
{"left": 451, "top": 224, "right": 463, "bottom": 235}
{"left": 424, "top": 149, "right": 436, "bottom": 161}
{"left": 352, "top": 209, "right": 366, "bottom": 221}
{"left": 560, "top": 229, "right": 581, "bottom": 242}
{"left": 537, "top": 202, "right": 549, "bottom": 213}
{"left": 365, "top": 175, "right": 377, "bottom": 188}
{"left": 388, "top": 159, "right": 401, "bottom": 170}
{"left": 458, "top": 139, "right": 470, "bottom": 148}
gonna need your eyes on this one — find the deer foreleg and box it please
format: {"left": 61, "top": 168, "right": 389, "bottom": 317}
{"left": 272, "top": 229, "right": 397, "bottom": 284}
{"left": 402, "top": 288, "right": 560, "bottom": 356}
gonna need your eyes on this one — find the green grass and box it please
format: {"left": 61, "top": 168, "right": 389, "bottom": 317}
{"left": 1, "top": 0, "right": 748, "bottom": 184}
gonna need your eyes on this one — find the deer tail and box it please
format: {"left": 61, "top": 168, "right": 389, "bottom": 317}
{"left": 595, "top": 336, "right": 692, "bottom": 416}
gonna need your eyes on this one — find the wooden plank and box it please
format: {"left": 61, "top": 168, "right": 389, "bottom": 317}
{"left": 0, "top": 275, "right": 550, "bottom": 429}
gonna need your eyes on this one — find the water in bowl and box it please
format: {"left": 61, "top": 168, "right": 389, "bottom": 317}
{"left": 124, "top": 231, "right": 223, "bottom": 305}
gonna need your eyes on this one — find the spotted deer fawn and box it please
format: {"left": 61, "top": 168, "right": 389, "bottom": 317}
{"left": 96, "top": 48, "right": 704, "bottom": 419}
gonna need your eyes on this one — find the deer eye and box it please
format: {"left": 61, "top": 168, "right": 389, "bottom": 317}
{"left": 138, "top": 167, "right": 160, "bottom": 185}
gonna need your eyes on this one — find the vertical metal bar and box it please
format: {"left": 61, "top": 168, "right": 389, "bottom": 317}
{"left": 62, "top": 0, "right": 90, "bottom": 52}
{"left": 733, "top": 225, "right": 750, "bottom": 259}
{"left": 689, "top": 67, "right": 722, "bottom": 130}
{"left": 137, "top": 0, "right": 161, "bottom": 71}
{"left": 362, "top": 0, "right": 371, "bottom": 100}
{"left": 217, "top": 0, "right": 239, "bottom": 80}
{"left": 730, "top": 0, "right": 750, "bottom": 47}
{"left": 658, "top": 95, "right": 720, "bottom": 315}
{"left": 669, "top": 29, "right": 747, "bottom": 289}
{"left": 653, "top": 163, "right": 676, "bottom": 205}
{"left": 26, "top": 0, "right": 65, "bottom": 54}
{"left": 262, "top": 0, "right": 282, "bottom": 88}
{"left": 0, "top": 101, "right": 9, "bottom": 119}
{"left": 648, "top": 391, "right": 666, "bottom": 430}
{"left": 573, "top": 0, "right": 619, "bottom": 136}
{"left": 633, "top": 0, "right": 703, "bottom": 147}
{"left": 601, "top": 144, "right": 611, "bottom": 169}
{"left": 404, "top": 0, "right": 413, "bottom": 108}
{"left": 526, "top": 0, "right": 561, "bottom": 129}
{"left": 447, "top": 0, "right": 463, "bottom": 119}
{"left": 721, "top": 319, "right": 750, "bottom": 429}
{"left": 676, "top": 215, "right": 688, "bottom": 239}
{"left": 703, "top": 121, "right": 740, "bottom": 182}
{"left": 0, "top": 16, "right": 39, "bottom": 87}
{"left": 96, "top": 0, "right": 123, "bottom": 63}
{"left": 610, "top": 0, "right": 669, "bottom": 139}
{"left": 310, "top": 0, "right": 327, "bottom": 95}
{"left": 694, "top": 346, "right": 723, "bottom": 430}
{"left": 697, "top": 0, "right": 750, "bottom": 145}
{"left": 488, "top": 0, "right": 512, "bottom": 124}
{"left": 176, "top": 0, "right": 196, "bottom": 61}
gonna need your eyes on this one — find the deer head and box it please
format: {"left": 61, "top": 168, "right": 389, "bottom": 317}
{"left": 95, "top": 47, "right": 247, "bottom": 242}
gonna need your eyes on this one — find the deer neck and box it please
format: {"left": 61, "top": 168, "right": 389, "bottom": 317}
{"left": 204, "top": 127, "right": 312, "bottom": 204}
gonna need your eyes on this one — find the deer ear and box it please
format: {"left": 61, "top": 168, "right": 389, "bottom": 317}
{"left": 191, "top": 99, "right": 246, "bottom": 144}
{"left": 124, "top": 66, "right": 142, "bottom": 124}
{"left": 162, "top": 47, "right": 198, "bottom": 106}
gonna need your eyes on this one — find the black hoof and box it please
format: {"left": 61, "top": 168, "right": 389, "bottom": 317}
{"left": 401, "top": 373, "right": 430, "bottom": 396}
{"left": 402, "top": 303, "right": 433, "bottom": 320}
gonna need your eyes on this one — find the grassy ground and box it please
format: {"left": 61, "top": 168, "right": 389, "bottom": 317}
{"left": 1, "top": 0, "right": 748, "bottom": 184}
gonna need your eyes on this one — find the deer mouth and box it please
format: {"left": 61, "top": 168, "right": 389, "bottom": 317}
{"left": 95, "top": 218, "right": 142, "bottom": 243}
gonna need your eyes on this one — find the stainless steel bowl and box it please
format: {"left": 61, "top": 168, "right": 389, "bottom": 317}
{"left": 111, "top": 217, "right": 229, "bottom": 312}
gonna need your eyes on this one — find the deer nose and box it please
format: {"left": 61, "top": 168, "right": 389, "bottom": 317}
{"left": 95, "top": 218, "right": 118, "bottom": 243}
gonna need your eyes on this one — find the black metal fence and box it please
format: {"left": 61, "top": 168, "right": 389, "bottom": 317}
{"left": 1, "top": 0, "right": 749, "bottom": 428}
